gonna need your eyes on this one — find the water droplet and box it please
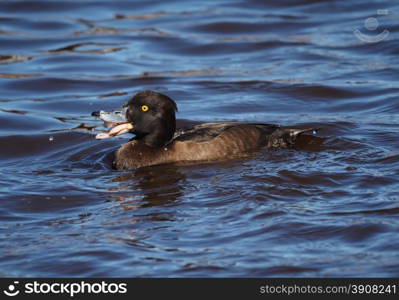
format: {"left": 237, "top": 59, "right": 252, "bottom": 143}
{"left": 49, "top": 136, "right": 54, "bottom": 141}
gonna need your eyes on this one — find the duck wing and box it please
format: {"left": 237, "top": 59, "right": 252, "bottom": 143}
{"left": 174, "top": 122, "right": 318, "bottom": 149}
{"left": 174, "top": 122, "right": 279, "bottom": 143}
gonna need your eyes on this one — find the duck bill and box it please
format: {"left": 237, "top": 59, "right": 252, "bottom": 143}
{"left": 92, "top": 107, "right": 128, "bottom": 123}
{"left": 92, "top": 107, "right": 134, "bottom": 139}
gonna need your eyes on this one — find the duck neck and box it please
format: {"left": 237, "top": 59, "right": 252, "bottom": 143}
{"left": 141, "top": 125, "right": 175, "bottom": 148}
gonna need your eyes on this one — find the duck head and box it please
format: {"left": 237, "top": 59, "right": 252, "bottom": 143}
{"left": 92, "top": 90, "right": 178, "bottom": 148}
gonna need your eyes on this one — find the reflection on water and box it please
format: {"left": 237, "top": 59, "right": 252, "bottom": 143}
{"left": 0, "top": 0, "right": 399, "bottom": 277}
{"left": 111, "top": 164, "right": 186, "bottom": 209}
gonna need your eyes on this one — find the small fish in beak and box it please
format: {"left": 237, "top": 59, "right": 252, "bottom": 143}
{"left": 91, "top": 107, "right": 133, "bottom": 139}
{"left": 95, "top": 123, "right": 133, "bottom": 139}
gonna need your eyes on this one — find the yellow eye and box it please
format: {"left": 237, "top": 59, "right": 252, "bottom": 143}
{"left": 141, "top": 105, "right": 149, "bottom": 112}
